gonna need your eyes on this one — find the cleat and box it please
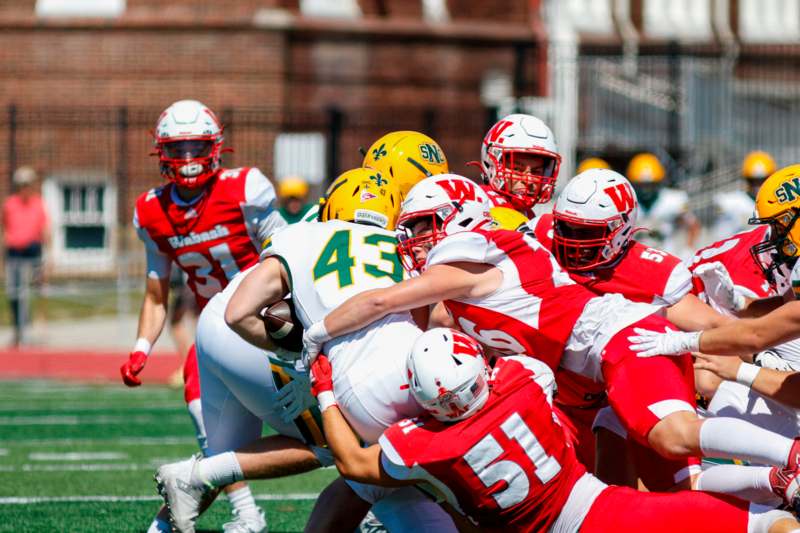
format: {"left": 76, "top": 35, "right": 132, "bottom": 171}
{"left": 769, "top": 466, "right": 800, "bottom": 515}
{"left": 222, "top": 508, "right": 268, "bottom": 533}
{"left": 155, "top": 454, "right": 218, "bottom": 533}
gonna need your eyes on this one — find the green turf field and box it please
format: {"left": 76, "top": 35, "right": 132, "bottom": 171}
{"left": 0, "top": 380, "right": 337, "bottom": 532}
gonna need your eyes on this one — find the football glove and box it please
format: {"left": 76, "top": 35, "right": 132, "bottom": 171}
{"left": 694, "top": 261, "right": 746, "bottom": 312}
{"left": 628, "top": 327, "right": 701, "bottom": 358}
{"left": 120, "top": 351, "right": 148, "bottom": 387}
{"left": 310, "top": 354, "right": 336, "bottom": 412}
{"left": 275, "top": 367, "right": 316, "bottom": 424}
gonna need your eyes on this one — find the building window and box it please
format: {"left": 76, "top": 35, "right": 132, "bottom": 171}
{"left": 274, "top": 133, "right": 326, "bottom": 185}
{"left": 43, "top": 177, "right": 117, "bottom": 274}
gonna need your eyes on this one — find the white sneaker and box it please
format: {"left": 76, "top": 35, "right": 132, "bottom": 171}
{"left": 222, "top": 508, "right": 268, "bottom": 533}
{"left": 155, "top": 454, "right": 218, "bottom": 533}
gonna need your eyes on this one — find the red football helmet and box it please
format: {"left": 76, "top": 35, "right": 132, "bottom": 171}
{"left": 153, "top": 100, "right": 224, "bottom": 189}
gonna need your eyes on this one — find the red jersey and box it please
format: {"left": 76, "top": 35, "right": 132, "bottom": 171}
{"left": 379, "top": 357, "right": 588, "bottom": 532}
{"left": 688, "top": 226, "right": 776, "bottom": 304}
{"left": 427, "top": 228, "right": 594, "bottom": 370}
{"left": 134, "top": 167, "right": 285, "bottom": 309}
{"left": 533, "top": 213, "right": 691, "bottom": 305}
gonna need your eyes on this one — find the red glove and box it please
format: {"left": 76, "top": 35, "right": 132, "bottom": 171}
{"left": 120, "top": 351, "right": 148, "bottom": 387}
{"left": 310, "top": 354, "right": 336, "bottom": 411}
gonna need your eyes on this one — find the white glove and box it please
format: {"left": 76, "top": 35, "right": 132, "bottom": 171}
{"left": 628, "top": 327, "right": 701, "bottom": 358}
{"left": 694, "top": 261, "right": 746, "bottom": 312}
{"left": 753, "top": 350, "right": 798, "bottom": 372}
{"left": 275, "top": 366, "right": 316, "bottom": 423}
{"left": 302, "top": 321, "right": 331, "bottom": 368}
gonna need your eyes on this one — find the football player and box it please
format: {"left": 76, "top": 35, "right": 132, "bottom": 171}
{"left": 302, "top": 174, "right": 800, "bottom": 507}
{"left": 277, "top": 176, "right": 315, "bottom": 224}
{"left": 627, "top": 152, "right": 699, "bottom": 259}
{"left": 632, "top": 166, "right": 800, "bottom": 505}
{"left": 310, "top": 328, "right": 799, "bottom": 533}
{"left": 217, "top": 167, "right": 456, "bottom": 531}
{"left": 532, "top": 168, "right": 728, "bottom": 485}
{"left": 479, "top": 113, "right": 561, "bottom": 223}
{"left": 123, "top": 100, "right": 286, "bottom": 533}
{"left": 577, "top": 156, "right": 611, "bottom": 174}
{"left": 712, "top": 151, "right": 777, "bottom": 240}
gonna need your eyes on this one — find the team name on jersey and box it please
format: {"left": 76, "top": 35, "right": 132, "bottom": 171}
{"left": 167, "top": 224, "right": 230, "bottom": 249}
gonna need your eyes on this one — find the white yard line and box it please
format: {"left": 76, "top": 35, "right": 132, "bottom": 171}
{"left": 0, "top": 414, "right": 188, "bottom": 426}
{"left": 28, "top": 452, "right": 128, "bottom": 461}
{"left": 0, "top": 493, "right": 319, "bottom": 504}
{"left": 1, "top": 436, "right": 195, "bottom": 446}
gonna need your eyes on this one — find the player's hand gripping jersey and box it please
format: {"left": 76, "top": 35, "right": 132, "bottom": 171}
{"left": 263, "top": 219, "right": 420, "bottom": 441}
{"left": 380, "top": 357, "right": 596, "bottom": 533}
{"left": 533, "top": 213, "right": 692, "bottom": 305}
{"left": 688, "top": 225, "right": 779, "bottom": 306}
{"left": 134, "top": 167, "right": 285, "bottom": 308}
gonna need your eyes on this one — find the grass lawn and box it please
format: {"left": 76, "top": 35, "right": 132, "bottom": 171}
{"left": 0, "top": 380, "right": 337, "bottom": 532}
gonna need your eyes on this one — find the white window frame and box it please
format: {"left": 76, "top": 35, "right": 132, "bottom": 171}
{"left": 42, "top": 175, "right": 117, "bottom": 275}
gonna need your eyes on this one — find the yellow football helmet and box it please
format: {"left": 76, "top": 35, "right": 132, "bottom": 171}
{"left": 319, "top": 168, "right": 401, "bottom": 230}
{"left": 750, "top": 164, "right": 800, "bottom": 279}
{"left": 626, "top": 153, "right": 665, "bottom": 183}
{"left": 577, "top": 157, "right": 611, "bottom": 174}
{"left": 743, "top": 151, "right": 777, "bottom": 181}
{"left": 490, "top": 206, "right": 529, "bottom": 231}
{"left": 362, "top": 131, "right": 449, "bottom": 196}
{"left": 278, "top": 176, "right": 309, "bottom": 199}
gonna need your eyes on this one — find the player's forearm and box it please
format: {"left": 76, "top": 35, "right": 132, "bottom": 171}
{"left": 751, "top": 368, "right": 800, "bottom": 409}
{"left": 136, "top": 288, "right": 168, "bottom": 345}
{"left": 665, "top": 294, "right": 732, "bottom": 331}
{"left": 321, "top": 406, "right": 382, "bottom": 484}
{"left": 229, "top": 315, "right": 273, "bottom": 351}
{"left": 738, "top": 295, "right": 785, "bottom": 318}
{"left": 322, "top": 289, "right": 397, "bottom": 340}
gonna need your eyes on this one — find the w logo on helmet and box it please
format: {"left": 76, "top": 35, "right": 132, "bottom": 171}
{"left": 419, "top": 143, "right": 444, "bottom": 164}
{"left": 438, "top": 179, "right": 477, "bottom": 202}
{"left": 604, "top": 183, "right": 635, "bottom": 212}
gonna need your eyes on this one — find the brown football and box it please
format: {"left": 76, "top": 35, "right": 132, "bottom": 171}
{"left": 260, "top": 299, "right": 304, "bottom": 352}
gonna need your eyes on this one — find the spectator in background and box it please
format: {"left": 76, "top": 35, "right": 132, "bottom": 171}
{"left": 2, "top": 166, "right": 50, "bottom": 347}
{"left": 277, "top": 176, "right": 314, "bottom": 224}
{"left": 713, "top": 150, "right": 777, "bottom": 241}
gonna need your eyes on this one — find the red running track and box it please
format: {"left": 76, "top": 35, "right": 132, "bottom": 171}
{"left": 0, "top": 348, "right": 183, "bottom": 383}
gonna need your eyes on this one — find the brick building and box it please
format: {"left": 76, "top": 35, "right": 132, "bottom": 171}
{"left": 0, "top": 0, "right": 545, "bottom": 274}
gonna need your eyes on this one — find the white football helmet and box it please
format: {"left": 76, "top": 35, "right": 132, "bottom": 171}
{"left": 481, "top": 113, "right": 561, "bottom": 209}
{"left": 396, "top": 174, "right": 492, "bottom": 272}
{"left": 154, "top": 100, "right": 224, "bottom": 189}
{"left": 552, "top": 169, "right": 639, "bottom": 271}
{"left": 406, "top": 328, "right": 490, "bottom": 422}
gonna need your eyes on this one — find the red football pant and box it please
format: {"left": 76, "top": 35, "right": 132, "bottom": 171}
{"left": 183, "top": 344, "right": 201, "bottom": 404}
{"left": 580, "top": 487, "right": 749, "bottom": 532}
{"left": 601, "top": 313, "right": 700, "bottom": 490}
